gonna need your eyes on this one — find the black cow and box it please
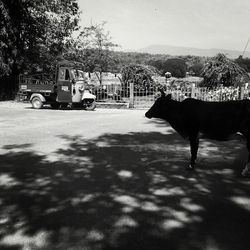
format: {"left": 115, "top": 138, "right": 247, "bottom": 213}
{"left": 145, "top": 90, "right": 250, "bottom": 176}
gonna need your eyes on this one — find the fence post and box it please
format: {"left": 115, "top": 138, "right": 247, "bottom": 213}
{"left": 129, "top": 81, "right": 134, "bottom": 108}
{"left": 239, "top": 86, "right": 244, "bottom": 100}
{"left": 191, "top": 83, "right": 195, "bottom": 98}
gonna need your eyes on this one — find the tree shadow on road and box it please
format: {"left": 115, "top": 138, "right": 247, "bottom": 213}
{"left": 0, "top": 131, "right": 250, "bottom": 250}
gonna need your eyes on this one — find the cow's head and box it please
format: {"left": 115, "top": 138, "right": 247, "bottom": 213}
{"left": 145, "top": 90, "right": 172, "bottom": 119}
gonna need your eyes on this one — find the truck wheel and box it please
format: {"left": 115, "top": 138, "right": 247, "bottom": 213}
{"left": 50, "top": 103, "right": 60, "bottom": 109}
{"left": 83, "top": 100, "right": 96, "bottom": 111}
{"left": 31, "top": 97, "right": 43, "bottom": 109}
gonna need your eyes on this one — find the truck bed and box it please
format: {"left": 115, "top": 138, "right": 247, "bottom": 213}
{"left": 19, "top": 75, "right": 56, "bottom": 93}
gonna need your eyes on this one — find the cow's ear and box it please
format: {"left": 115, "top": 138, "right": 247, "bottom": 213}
{"left": 159, "top": 89, "right": 165, "bottom": 97}
{"left": 166, "top": 94, "right": 172, "bottom": 99}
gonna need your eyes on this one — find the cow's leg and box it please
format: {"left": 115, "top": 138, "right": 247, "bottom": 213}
{"left": 188, "top": 134, "right": 199, "bottom": 170}
{"left": 242, "top": 139, "right": 250, "bottom": 176}
{"left": 240, "top": 118, "right": 250, "bottom": 176}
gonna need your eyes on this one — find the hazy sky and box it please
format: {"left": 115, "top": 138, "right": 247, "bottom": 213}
{"left": 78, "top": 0, "right": 250, "bottom": 52}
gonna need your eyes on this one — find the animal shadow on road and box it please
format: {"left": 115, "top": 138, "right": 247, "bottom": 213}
{"left": 0, "top": 131, "right": 250, "bottom": 250}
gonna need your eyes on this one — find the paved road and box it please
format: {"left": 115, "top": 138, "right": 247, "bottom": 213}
{"left": 0, "top": 101, "right": 250, "bottom": 250}
{"left": 0, "top": 101, "right": 168, "bottom": 156}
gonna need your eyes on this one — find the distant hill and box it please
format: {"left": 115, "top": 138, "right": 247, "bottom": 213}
{"left": 138, "top": 44, "right": 250, "bottom": 58}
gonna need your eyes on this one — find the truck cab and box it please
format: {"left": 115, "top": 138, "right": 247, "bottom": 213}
{"left": 18, "top": 62, "right": 96, "bottom": 110}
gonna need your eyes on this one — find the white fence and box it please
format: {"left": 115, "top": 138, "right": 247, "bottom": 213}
{"left": 93, "top": 83, "right": 250, "bottom": 109}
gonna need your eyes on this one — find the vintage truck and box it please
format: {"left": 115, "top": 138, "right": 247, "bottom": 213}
{"left": 18, "top": 61, "right": 96, "bottom": 110}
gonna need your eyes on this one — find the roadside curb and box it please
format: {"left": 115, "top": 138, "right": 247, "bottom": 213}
{"left": 96, "top": 102, "right": 129, "bottom": 109}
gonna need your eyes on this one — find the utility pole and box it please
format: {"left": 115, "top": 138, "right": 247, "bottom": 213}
{"left": 242, "top": 36, "right": 250, "bottom": 58}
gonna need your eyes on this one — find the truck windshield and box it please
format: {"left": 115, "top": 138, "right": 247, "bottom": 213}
{"left": 71, "top": 70, "right": 86, "bottom": 80}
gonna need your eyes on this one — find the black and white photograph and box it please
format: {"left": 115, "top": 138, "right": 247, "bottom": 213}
{"left": 1, "top": 0, "right": 250, "bottom": 249}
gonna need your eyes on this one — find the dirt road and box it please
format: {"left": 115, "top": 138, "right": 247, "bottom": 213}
{"left": 0, "top": 101, "right": 250, "bottom": 250}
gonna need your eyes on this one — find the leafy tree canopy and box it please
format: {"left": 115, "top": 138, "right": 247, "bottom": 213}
{"left": 121, "top": 64, "right": 158, "bottom": 88}
{"left": 147, "top": 58, "right": 187, "bottom": 77}
{"left": 0, "top": 0, "right": 80, "bottom": 76}
{"left": 64, "top": 22, "right": 119, "bottom": 83}
{"left": 235, "top": 56, "right": 250, "bottom": 73}
{"left": 188, "top": 62, "right": 204, "bottom": 76}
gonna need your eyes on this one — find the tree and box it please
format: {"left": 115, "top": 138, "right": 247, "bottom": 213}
{"left": 235, "top": 56, "right": 250, "bottom": 73}
{"left": 64, "top": 22, "right": 118, "bottom": 84}
{"left": 200, "top": 53, "right": 248, "bottom": 88}
{"left": 0, "top": 0, "right": 80, "bottom": 99}
{"left": 162, "top": 58, "right": 187, "bottom": 78}
{"left": 0, "top": 0, "right": 80, "bottom": 74}
{"left": 184, "top": 56, "right": 205, "bottom": 76}
{"left": 188, "top": 62, "right": 204, "bottom": 76}
{"left": 120, "top": 64, "right": 159, "bottom": 96}
{"left": 147, "top": 58, "right": 187, "bottom": 77}
{"left": 147, "top": 59, "right": 164, "bottom": 75}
